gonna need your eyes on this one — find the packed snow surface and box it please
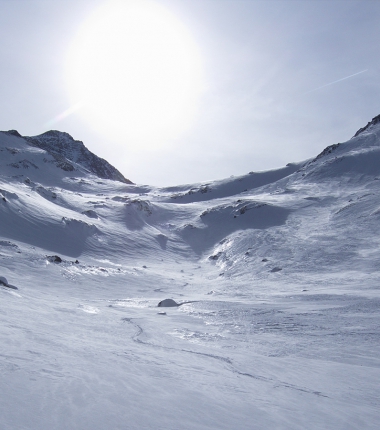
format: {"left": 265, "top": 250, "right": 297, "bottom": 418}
{"left": 1, "top": 121, "right": 380, "bottom": 429}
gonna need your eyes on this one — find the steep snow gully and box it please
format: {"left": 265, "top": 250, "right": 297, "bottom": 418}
{"left": 1, "top": 117, "right": 380, "bottom": 429}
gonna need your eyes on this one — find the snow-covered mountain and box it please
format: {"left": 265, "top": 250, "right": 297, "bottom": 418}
{"left": 1, "top": 118, "right": 379, "bottom": 429}
{"left": 4, "top": 129, "right": 132, "bottom": 184}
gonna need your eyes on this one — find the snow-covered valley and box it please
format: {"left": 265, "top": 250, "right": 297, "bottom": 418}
{"left": 1, "top": 119, "right": 380, "bottom": 429}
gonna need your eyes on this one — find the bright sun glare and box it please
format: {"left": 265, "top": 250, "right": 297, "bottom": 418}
{"left": 65, "top": 0, "right": 204, "bottom": 148}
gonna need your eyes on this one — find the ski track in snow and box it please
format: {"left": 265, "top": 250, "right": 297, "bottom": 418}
{"left": 123, "top": 314, "right": 328, "bottom": 398}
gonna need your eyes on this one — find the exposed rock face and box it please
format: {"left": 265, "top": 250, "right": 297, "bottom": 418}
{"left": 312, "top": 143, "right": 341, "bottom": 162}
{"left": 46, "top": 255, "right": 63, "bottom": 263}
{"left": 354, "top": 114, "right": 380, "bottom": 137}
{"left": 4, "top": 130, "right": 22, "bottom": 138}
{"left": 23, "top": 130, "right": 133, "bottom": 184}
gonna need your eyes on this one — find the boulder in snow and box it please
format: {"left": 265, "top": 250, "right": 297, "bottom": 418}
{"left": 0, "top": 276, "right": 18, "bottom": 290}
{"left": 158, "top": 299, "right": 179, "bottom": 307}
{"left": 47, "top": 255, "right": 63, "bottom": 263}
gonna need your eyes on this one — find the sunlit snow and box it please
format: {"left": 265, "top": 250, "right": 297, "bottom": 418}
{"left": 1, "top": 120, "right": 380, "bottom": 429}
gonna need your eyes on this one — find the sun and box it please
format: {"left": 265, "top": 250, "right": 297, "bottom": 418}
{"left": 65, "top": 0, "right": 204, "bottom": 149}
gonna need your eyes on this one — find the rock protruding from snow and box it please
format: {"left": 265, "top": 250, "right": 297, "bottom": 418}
{"left": 23, "top": 130, "right": 133, "bottom": 184}
{"left": 312, "top": 143, "right": 341, "bottom": 162}
{"left": 4, "top": 130, "right": 22, "bottom": 138}
{"left": 354, "top": 114, "right": 380, "bottom": 137}
{"left": 0, "top": 276, "right": 18, "bottom": 290}
{"left": 158, "top": 299, "right": 179, "bottom": 307}
{"left": 46, "top": 255, "right": 63, "bottom": 263}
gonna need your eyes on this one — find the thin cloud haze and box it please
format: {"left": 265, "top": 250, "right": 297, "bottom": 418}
{"left": 0, "top": 0, "right": 379, "bottom": 185}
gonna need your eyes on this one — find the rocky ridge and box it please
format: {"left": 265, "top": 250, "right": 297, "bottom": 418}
{"left": 4, "top": 130, "right": 133, "bottom": 184}
{"left": 353, "top": 114, "right": 380, "bottom": 137}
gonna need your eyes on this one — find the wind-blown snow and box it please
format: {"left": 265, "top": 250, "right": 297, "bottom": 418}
{"left": 1, "top": 122, "right": 380, "bottom": 429}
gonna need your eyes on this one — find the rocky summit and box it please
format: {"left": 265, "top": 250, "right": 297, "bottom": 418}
{"left": 4, "top": 129, "right": 133, "bottom": 184}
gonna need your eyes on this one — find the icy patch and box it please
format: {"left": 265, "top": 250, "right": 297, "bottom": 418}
{"left": 171, "top": 328, "right": 225, "bottom": 344}
{"left": 78, "top": 304, "right": 100, "bottom": 314}
{"left": 94, "top": 259, "right": 123, "bottom": 267}
{"left": 2, "top": 288, "right": 22, "bottom": 297}
{"left": 109, "top": 298, "right": 151, "bottom": 309}
{"left": 65, "top": 264, "right": 127, "bottom": 277}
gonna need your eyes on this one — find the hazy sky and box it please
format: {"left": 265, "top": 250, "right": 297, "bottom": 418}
{"left": 1, "top": 0, "right": 380, "bottom": 186}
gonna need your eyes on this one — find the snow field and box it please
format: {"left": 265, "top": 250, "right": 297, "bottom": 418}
{"left": 1, "top": 125, "right": 380, "bottom": 428}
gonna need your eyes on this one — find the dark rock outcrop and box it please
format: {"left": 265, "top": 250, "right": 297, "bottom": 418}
{"left": 23, "top": 130, "right": 133, "bottom": 184}
{"left": 354, "top": 114, "right": 380, "bottom": 137}
{"left": 47, "top": 255, "right": 62, "bottom": 263}
{"left": 312, "top": 143, "right": 341, "bottom": 162}
{"left": 4, "top": 130, "right": 22, "bottom": 138}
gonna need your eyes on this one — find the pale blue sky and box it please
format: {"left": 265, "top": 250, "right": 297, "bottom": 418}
{"left": 1, "top": 0, "right": 379, "bottom": 185}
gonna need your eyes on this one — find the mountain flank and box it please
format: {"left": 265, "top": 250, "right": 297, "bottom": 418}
{"left": 4, "top": 129, "right": 133, "bottom": 184}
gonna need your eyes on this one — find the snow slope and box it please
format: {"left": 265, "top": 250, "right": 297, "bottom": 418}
{"left": 1, "top": 119, "right": 380, "bottom": 429}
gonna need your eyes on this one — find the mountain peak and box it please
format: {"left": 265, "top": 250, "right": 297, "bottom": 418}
{"left": 23, "top": 130, "right": 133, "bottom": 184}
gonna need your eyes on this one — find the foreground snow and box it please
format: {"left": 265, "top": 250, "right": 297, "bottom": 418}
{"left": 1, "top": 122, "right": 380, "bottom": 429}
